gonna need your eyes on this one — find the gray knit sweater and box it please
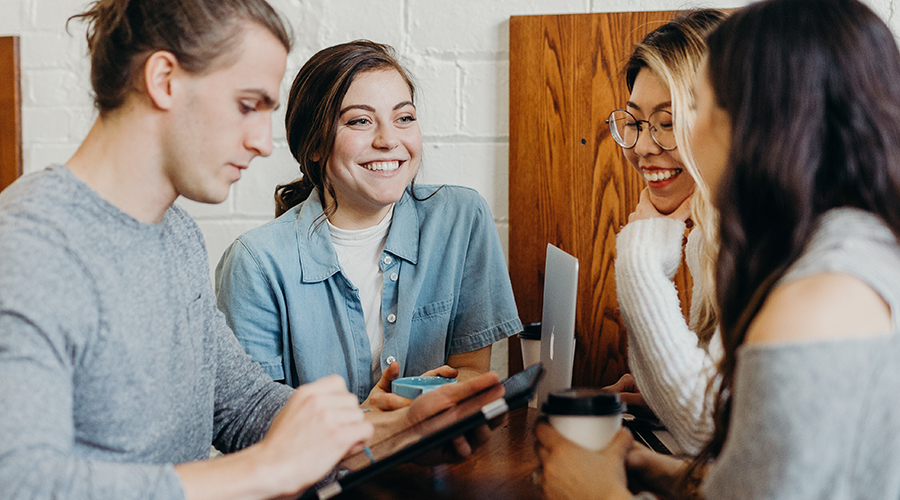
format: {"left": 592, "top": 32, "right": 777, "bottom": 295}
{"left": 702, "top": 208, "right": 900, "bottom": 498}
{"left": 0, "top": 166, "right": 293, "bottom": 499}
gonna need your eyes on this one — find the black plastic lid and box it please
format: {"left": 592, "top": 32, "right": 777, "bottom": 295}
{"left": 518, "top": 321, "right": 542, "bottom": 340}
{"left": 541, "top": 388, "right": 625, "bottom": 416}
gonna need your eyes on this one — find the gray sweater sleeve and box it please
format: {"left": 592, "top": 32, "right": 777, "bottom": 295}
{"left": 207, "top": 295, "right": 293, "bottom": 453}
{"left": 0, "top": 169, "right": 295, "bottom": 500}
{"left": 0, "top": 215, "right": 292, "bottom": 499}
{"left": 0, "top": 230, "right": 185, "bottom": 500}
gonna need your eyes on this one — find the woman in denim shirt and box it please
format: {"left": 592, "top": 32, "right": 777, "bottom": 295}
{"left": 215, "top": 40, "right": 522, "bottom": 409}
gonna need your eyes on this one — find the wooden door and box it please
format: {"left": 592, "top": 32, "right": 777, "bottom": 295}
{"left": 508, "top": 12, "right": 693, "bottom": 387}
{"left": 0, "top": 36, "right": 21, "bottom": 192}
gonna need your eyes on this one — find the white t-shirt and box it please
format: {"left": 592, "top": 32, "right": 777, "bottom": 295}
{"left": 327, "top": 206, "right": 394, "bottom": 381}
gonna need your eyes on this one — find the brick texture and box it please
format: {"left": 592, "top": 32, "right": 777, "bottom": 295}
{"left": 6, "top": 0, "right": 897, "bottom": 375}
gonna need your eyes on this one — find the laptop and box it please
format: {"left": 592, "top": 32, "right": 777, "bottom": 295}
{"left": 530, "top": 244, "right": 681, "bottom": 456}
{"left": 535, "top": 244, "right": 579, "bottom": 409}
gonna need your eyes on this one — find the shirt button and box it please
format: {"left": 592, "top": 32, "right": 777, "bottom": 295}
{"left": 386, "top": 355, "right": 396, "bottom": 365}
{"left": 387, "top": 313, "right": 397, "bottom": 323}
{"left": 390, "top": 272, "right": 398, "bottom": 281}
{"left": 383, "top": 255, "right": 393, "bottom": 265}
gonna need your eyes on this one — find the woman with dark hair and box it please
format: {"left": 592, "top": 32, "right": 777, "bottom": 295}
{"left": 535, "top": 0, "right": 900, "bottom": 498}
{"left": 607, "top": 9, "right": 726, "bottom": 455}
{"left": 216, "top": 40, "right": 521, "bottom": 409}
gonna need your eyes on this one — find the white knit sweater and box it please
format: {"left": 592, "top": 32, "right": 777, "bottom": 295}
{"left": 615, "top": 217, "right": 721, "bottom": 455}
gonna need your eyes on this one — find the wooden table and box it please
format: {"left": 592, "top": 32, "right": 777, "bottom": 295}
{"left": 335, "top": 406, "right": 542, "bottom": 499}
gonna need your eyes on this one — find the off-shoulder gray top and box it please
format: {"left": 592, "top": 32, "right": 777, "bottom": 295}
{"left": 702, "top": 207, "right": 900, "bottom": 499}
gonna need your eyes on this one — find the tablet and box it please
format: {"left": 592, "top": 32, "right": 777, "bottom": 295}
{"left": 304, "top": 363, "right": 545, "bottom": 500}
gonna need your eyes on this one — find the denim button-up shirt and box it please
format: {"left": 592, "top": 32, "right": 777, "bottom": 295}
{"left": 215, "top": 185, "right": 523, "bottom": 401}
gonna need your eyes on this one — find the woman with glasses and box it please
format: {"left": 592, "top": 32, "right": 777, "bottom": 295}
{"left": 536, "top": 1, "right": 900, "bottom": 498}
{"left": 604, "top": 9, "right": 726, "bottom": 456}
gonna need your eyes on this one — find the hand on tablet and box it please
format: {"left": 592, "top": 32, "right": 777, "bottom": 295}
{"left": 407, "top": 372, "right": 503, "bottom": 464}
{"left": 361, "top": 362, "right": 459, "bottom": 411}
{"left": 360, "top": 371, "right": 503, "bottom": 467}
{"left": 257, "top": 375, "right": 373, "bottom": 496}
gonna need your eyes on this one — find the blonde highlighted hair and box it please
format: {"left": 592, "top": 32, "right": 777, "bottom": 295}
{"left": 624, "top": 9, "right": 727, "bottom": 345}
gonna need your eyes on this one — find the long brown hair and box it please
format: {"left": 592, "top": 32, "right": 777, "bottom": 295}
{"left": 691, "top": 0, "right": 900, "bottom": 480}
{"left": 276, "top": 40, "right": 417, "bottom": 218}
{"left": 69, "top": 0, "right": 292, "bottom": 115}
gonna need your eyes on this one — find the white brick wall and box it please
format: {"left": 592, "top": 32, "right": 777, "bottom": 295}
{"left": 3, "top": 0, "right": 898, "bottom": 374}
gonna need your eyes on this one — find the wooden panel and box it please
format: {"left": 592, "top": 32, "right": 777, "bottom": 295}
{"left": 509, "top": 12, "right": 693, "bottom": 387}
{"left": 0, "top": 36, "right": 21, "bottom": 192}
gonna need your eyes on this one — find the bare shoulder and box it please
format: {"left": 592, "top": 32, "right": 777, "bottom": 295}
{"left": 745, "top": 273, "right": 892, "bottom": 346}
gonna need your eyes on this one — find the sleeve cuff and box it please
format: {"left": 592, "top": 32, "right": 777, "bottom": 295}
{"left": 449, "top": 316, "right": 523, "bottom": 354}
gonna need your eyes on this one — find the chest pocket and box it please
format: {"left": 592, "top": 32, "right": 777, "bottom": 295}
{"left": 411, "top": 297, "right": 453, "bottom": 334}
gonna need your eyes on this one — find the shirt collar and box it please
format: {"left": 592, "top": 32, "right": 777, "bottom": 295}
{"left": 294, "top": 187, "right": 420, "bottom": 283}
{"left": 385, "top": 188, "right": 420, "bottom": 265}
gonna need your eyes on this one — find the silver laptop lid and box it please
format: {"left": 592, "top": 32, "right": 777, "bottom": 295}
{"left": 535, "top": 244, "right": 579, "bottom": 409}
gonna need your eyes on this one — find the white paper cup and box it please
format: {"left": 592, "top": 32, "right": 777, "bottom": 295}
{"left": 542, "top": 388, "right": 625, "bottom": 450}
{"left": 548, "top": 414, "right": 622, "bottom": 450}
{"left": 520, "top": 338, "right": 541, "bottom": 368}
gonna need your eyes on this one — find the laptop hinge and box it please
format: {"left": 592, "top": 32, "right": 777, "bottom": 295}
{"left": 316, "top": 481, "right": 343, "bottom": 500}
{"left": 481, "top": 398, "right": 509, "bottom": 420}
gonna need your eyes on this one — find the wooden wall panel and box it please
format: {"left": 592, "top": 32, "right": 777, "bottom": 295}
{"left": 509, "top": 12, "right": 693, "bottom": 387}
{"left": 0, "top": 36, "right": 21, "bottom": 192}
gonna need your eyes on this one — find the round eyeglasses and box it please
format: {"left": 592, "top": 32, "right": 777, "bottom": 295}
{"left": 605, "top": 109, "right": 677, "bottom": 151}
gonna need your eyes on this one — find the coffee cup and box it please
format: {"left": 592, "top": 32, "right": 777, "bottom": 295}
{"left": 518, "top": 322, "right": 542, "bottom": 368}
{"left": 517, "top": 322, "right": 541, "bottom": 408}
{"left": 542, "top": 388, "right": 625, "bottom": 450}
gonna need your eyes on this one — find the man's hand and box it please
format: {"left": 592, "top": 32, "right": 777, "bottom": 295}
{"left": 361, "top": 362, "right": 459, "bottom": 411}
{"left": 176, "top": 375, "right": 371, "bottom": 500}
{"left": 255, "top": 375, "right": 373, "bottom": 496}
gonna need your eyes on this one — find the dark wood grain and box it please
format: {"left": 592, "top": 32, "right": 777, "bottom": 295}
{"left": 0, "top": 36, "right": 21, "bottom": 193}
{"left": 335, "top": 407, "right": 540, "bottom": 500}
{"left": 509, "top": 12, "right": 692, "bottom": 388}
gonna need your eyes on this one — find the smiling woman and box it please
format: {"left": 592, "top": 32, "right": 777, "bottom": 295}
{"left": 214, "top": 40, "right": 522, "bottom": 409}
{"left": 608, "top": 9, "right": 727, "bottom": 457}
{"left": 620, "top": 70, "right": 692, "bottom": 212}
{"left": 323, "top": 69, "right": 422, "bottom": 229}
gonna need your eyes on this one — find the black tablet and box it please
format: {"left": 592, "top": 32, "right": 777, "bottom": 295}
{"left": 304, "top": 363, "right": 544, "bottom": 500}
